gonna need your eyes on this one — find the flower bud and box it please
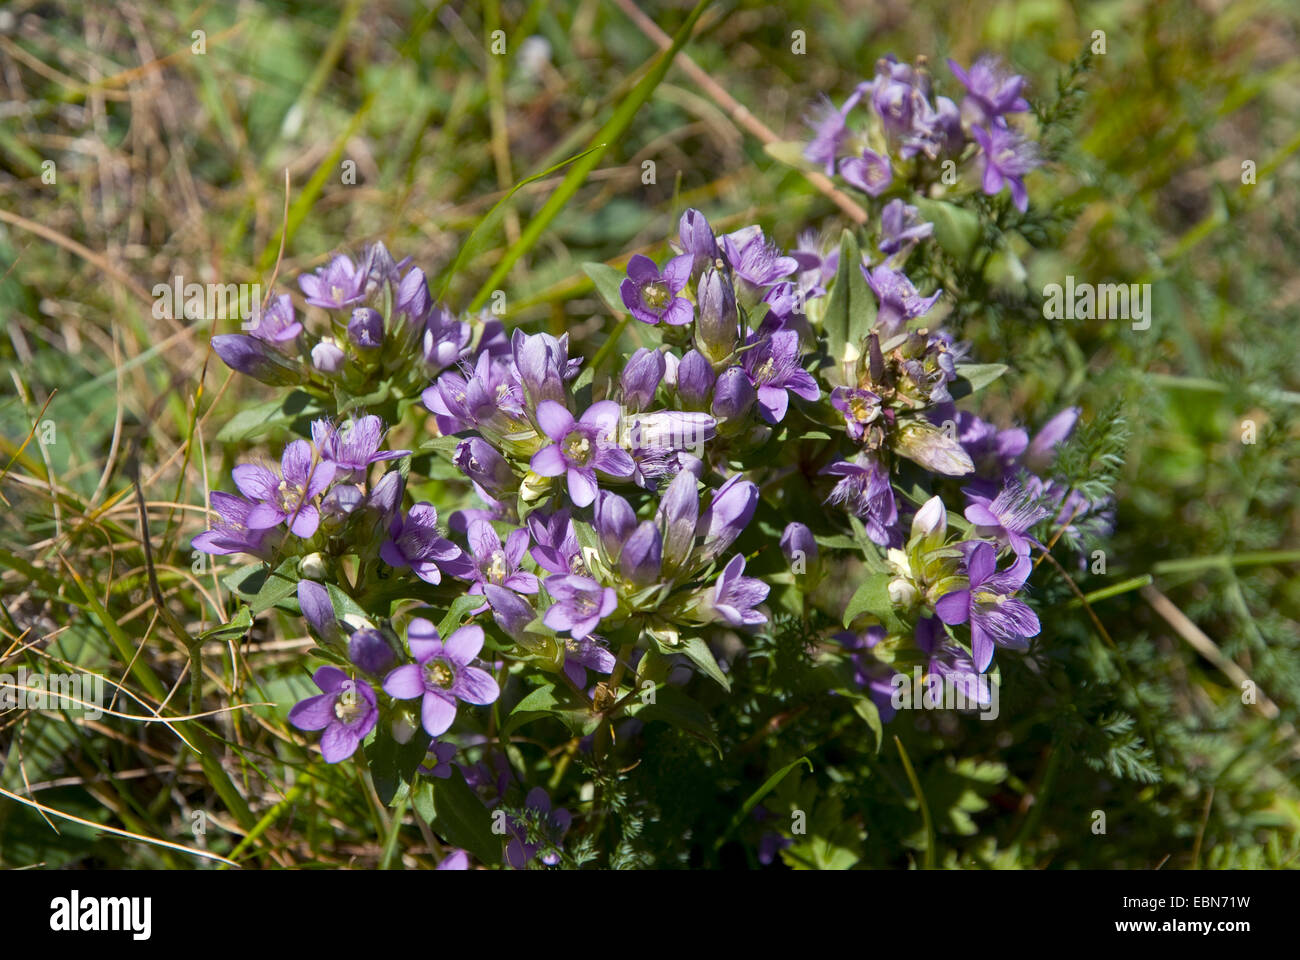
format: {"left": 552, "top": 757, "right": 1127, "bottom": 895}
{"left": 347, "top": 307, "right": 384, "bottom": 350}
{"left": 311, "top": 337, "right": 345, "bottom": 373}
{"left": 621, "top": 347, "right": 665, "bottom": 413}
{"left": 676, "top": 350, "right": 716, "bottom": 408}
{"left": 349, "top": 628, "right": 397, "bottom": 676}
{"left": 212, "top": 334, "right": 302, "bottom": 386}
{"left": 694, "top": 268, "right": 738, "bottom": 363}
{"left": 710, "top": 367, "right": 756, "bottom": 424}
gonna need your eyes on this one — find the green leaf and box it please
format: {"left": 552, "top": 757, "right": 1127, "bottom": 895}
{"left": 582, "top": 262, "right": 629, "bottom": 315}
{"left": 914, "top": 197, "right": 980, "bottom": 263}
{"left": 635, "top": 685, "right": 721, "bottom": 757}
{"left": 822, "top": 230, "right": 875, "bottom": 364}
{"left": 714, "top": 756, "right": 812, "bottom": 851}
{"left": 852, "top": 696, "right": 884, "bottom": 752}
{"left": 842, "top": 572, "right": 906, "bottom": 634}
{"left": 433, "top": 767, "right": 502, "bottom": 865}
{"left": 437, "top": 594, "right": 484, "bottom": 637}
{"left": 198, "top": 605, "right": 253, "bottom": 644}
{"left": 214, "top": 390, "right": 325, "bottom": 444}
{"left": 678, "top": 636, "right": 731, "bottom": 691}
{"left": 364, "top": 730, "right": 428, "bottom": 807}
{"left": 412, "top": 780, "right": 436, "bottom": 824}
{"left": 950, "top": 363, "right": 1009, "bottom": 400}
{"left": 249, "top": 558, "right": 299, "bottom": 615}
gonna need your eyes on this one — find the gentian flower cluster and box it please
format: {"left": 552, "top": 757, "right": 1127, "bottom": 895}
{"left": 805, "top": 54, "right": 1041, "bottom": 214}
{"left": 196, "top": 49, "right": 1102, "bottom": 864}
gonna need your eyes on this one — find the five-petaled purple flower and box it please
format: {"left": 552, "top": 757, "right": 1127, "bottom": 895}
{"left": 530, "top": 400, "right": 635, "bottom": 508}
{"left": 298, "top": 253, "right": 368, "bottom": 310}
{"left": 704, "top": 554, "right": 769, "bottom": 628}
{"left": 935, "top": 541, "right": 1041, "bottom": 672}
{"left": 380, "top": 503, "right": 465, "bottom": 584}
{"left": 840, "top": 148, "right": 892, "bottom": 197}
{"left": 824, "top": 454, "right": 897, "bottom": 546}
{"left": 620, "top": 254, "right": 694, "bottom": 326}
{"left": 192, "top": 491, "right": 273, "bottom": 556}
{"left": 232, "top": 440, "right": 336, "bottom": 539}
{"left": 963, "top": 482, "right": 1049, "bottom": 557}
{"left": 506, "top": 787, "right": 571, "bottom": 869}
{"left": 383, "top": 620, "right": 500, "bottom": 736}
{"left": 543, "top": 574, "right": 617, "bottom": 641}
{"left": 948, "top": 57, "right": 1030, "bottom": 128}
{"left": 465, "top": 518, "right": 539, "bottom": 599}
{"left": 972, "top": 124, "right": 1039, "bottom": 212}
{"left": 740, "top": 330, "right": 820, "bottom": 424}
{"left": 289, "top": 666, "right": 378, "bottom": 763}
{"left": 312, "top": 416, "right": 408, "bottom": 482}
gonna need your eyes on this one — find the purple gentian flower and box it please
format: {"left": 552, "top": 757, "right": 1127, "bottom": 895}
{"left": 383, "top": 620, "right": 500, "bottom": 736}
{"left": 246, "top": 294, "right": 301, "bottom": 344}
{"left": 349, "top": 628, "right": 397, "bottom": 677}
{"left": 915, "top": 615, "right": 990, "bottom": 708}
{"left": 1025, "top": 406, "right": 1080, "bottom": 470}
{"left": 543, "top": 574, "right": 617, "bottom": 641}
{"left": 839, "top": 148, "right": 892, "bottom": 196}
{"left": 422, "top": 306, "right": 472, "bottom": 373}
{"left": 677, "top": 208, "right": 719, "bottom": 274}
{"left": 395, "top": 266, "right": 432, "bottom": 322}
{"left": 211, "top": 334, "right": 300, "bottom": 386}
{"left": 779, "top": 522, "right": 818, "bottom": 570}
{"left": 935, "top": 541, "right": 1041, "bottom": 671}
{"left": 527, "top": 509, "right": 584, "bottom": 576}
{"left": 831, "top": 386, "right": 884, "bottom": 443}
{"left": 948, "top": 56, "right": 1030, "bottom": 128}
{"left": 465, "top": 519, "right": 539, "bottom": 598}
{"left": 824, "top": 454, "right": 897, "bottom": 546}
{"left": 879, "top": 199, "right": 933, "bottom": 255}
{"left": 963, "top": 482, "right": 1049, "bottom": 557}
{"left": 311, "top": 338, "right": 345, "bottom": 373}
{"left": 298, "top": 580, "right": 341, "bottom": 644}
{"left": 696, "top": 473, "right": 758, "bottom": 565}
{"left": 835, "top": 627, "right": 899, "bottom": 722}
{"left": 621, "top": 347, "right": 665, "bottom": 412}
{"left": 298, "top": 254, "right": 368, "bottom": 310}
{"left": 695, "top": 268, "right": 738, "bottom": 362}
{"left": 454, "top": 437, "right": 518, "bottom": 499}
{"left": 288, "top": 666, "right": 378, "bottom": 763}
{"left": 425, "top": 352, "right": 524, "bottom": 434}
{"left": 740, "top": 329, "right": 820, "bottom": 424}
{"left": 704, "top": 554, "right": 769, "bottom": 628}
{"left": 870, "top": 56, "right": 922, "bottom": 135}
{"left": 192, "top": 491, "right": 273, "bottom": 556}
{"left": 312, "top": 416, "right": 408, "bottom": 482}
{"left": 722, "top": 230, "right": 799, "bottom": 291}
{"left": 620, "top": 254, "right": 694, "bottom": 327}
{"left": 419, "top": 740, "right": 458, "bottom": 778}
{"left": 562, "top": 636, "right": 617, "bottom": 689}
{"left": 972, "top": 124, "right": 1039, "bottom": 212}
{"left": 347, "top": 307, "right": 383, "bottom": 350}
{"left": 803, "top": 86, "right": 867, "bottom": 175}
{"left": 529, "top": 400, "right": 635, "bottom": 508}
{"left": 512, "top": 330, "right": 580, "bottom": 409}
{"left": 862, "top": 264, "right": 942, "bottom": 335}
{"left": 232, "top": 440, "right": 335, "bottom": 538}
{"left": 436, "top": 849, "right": 469, "bottom": 870}
{"left": 711, "top": 366, "right": 757, "bottom": 423}
{"left": 676, "top": 350, "right": 717, "bottom": 408}
{"left": 505, "top": 787, "right": 571, "bottom": 869}
{"left": 380, "top": 503, "right": 466, "bottom": 584}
